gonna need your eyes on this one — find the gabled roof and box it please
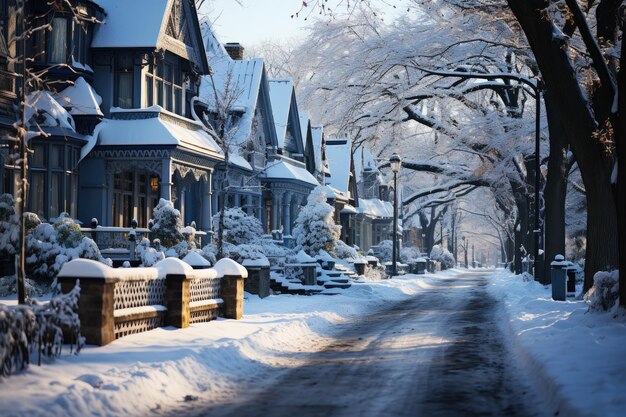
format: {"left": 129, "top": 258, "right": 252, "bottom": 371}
{"left": 92, "top": 0, "right": 209, "bottom": 73}
{"left": 353, "top": 146, "right": 380, "bottom": 183}
{"left": 299, "top": 112, "right": 310, "bottom": 151}
{"left": 325, "top": 135, "right": 353, "bottom": 194}
{"left": 311, "top": 126, "right": 328, "bottom": 176}
{"left": 268, "top": 79, "right": 294, "bottom": 150}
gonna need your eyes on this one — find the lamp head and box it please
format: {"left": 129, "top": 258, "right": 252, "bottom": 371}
{"left": 389, "top": 152, "right": 401, "bottom": 173}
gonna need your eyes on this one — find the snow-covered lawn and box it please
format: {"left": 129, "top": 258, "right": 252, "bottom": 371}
{"left": 488, "top": 270, "right": 626, "bottom": 417}
{"left": 0, "top": 269, "right": 623, "bottom": 417}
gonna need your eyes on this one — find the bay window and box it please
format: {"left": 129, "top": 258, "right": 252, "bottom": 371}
{"left": 115, "top": 53, "right": 134, "bottom": 108}
{"left": 49, "top": 17, "right": 68, "bottom": 64}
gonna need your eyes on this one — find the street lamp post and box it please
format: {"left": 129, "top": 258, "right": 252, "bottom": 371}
{"left": 390, "top": 153, "right": 402, "bottom": 276}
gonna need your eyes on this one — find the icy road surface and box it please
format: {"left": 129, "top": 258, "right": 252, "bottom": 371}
{"left": 178, "top": 271, "right": 544, "bottom": 417}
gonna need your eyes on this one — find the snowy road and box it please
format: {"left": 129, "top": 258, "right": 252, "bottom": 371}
{"left": 177, "top": 271, "right": 543, "bottom": 417}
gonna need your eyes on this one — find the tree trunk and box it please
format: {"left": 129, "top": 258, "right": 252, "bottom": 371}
{"left": 616, "top": 34, "right": 626, "bottom": 307}
{"left": 507, "top": 0, "right": 619, "bottom": 289}
{"left": 542, "top": 92, "right": 569, "bottom": 284}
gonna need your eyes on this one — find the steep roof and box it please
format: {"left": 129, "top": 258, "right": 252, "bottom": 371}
{"left": 92, "top": 0, "right": 169, "bottom": 48}
{"left": 311, "top": 126, "right": 329, "bottom": 176}
{"left": 268, "top": 79, "right": 293, "bottom": 149}
{"left": 92, "top": 0, "right": 209, "bottom": 73}
{"left": 200, "top": 58, "right": 265, "bottom": 145}
{"left": 353, "top": 146, "right": 380, "bottom": 183}
{"left": 299, "top": 112, "right": 310, "bottom": 151}
{"left": 325, "top": 136, "right": 352, "bottom": 194}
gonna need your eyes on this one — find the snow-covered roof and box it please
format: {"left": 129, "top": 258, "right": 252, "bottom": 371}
{"left": 200, "top": 58, "right": 265, "bottom": 146}
{"left": 263, "top": 159, "right": 319, "bottom": 186}
{"left": 299, "top": 112, "right": 310, "bottom": 151}
{"left": 325, "top": 136, "right": 352, "bottom": 194}
{"left": 92, "top": 0, "right": 169, "bottom": 48}
{"left": 96, "top": 106, "right": 223, "bottom": 158}
{"left": 54, "top": 77, "right": 103, "bottom": 117}
{"left": 357, "top": 198, "right": 393, "bottom": 218}
{"left": 311, "top": 126, "right": 324, "bottom": 172}
{"left": 228, "top": 145, "right": 252, "bottom": 171}
{"left": 353, "top": 146, "right": 379, "bottom": 182}
{"left": 321, "top": 184, "right": 348, "bottom": 201}
{"left": 25, "top": 90, "right": 76, "bottom": 133}
{"left": 92, "top": 0, "right": 209, "bottom": 73}
{"left": 268, "top": 79, "right": 294, "bottom": 149}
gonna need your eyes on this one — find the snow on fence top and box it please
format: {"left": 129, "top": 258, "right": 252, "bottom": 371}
{"left": 58, "top": 256, "right": 246, "bottom": 281}
{"left": 296, "top": 250, "right": 316, "bottom": 264}
{"left": 214, "top": 258, "right": 248, "bottom": 278}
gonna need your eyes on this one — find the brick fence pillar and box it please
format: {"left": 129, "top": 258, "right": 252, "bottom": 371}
{"left": 165, "top": 274, "right": 191, "bottom": 328}
{"left": 58, "top": 275, "right": 118, "bottom": 346}
{"left": 220, "top": 275, "right": 245, "bottom": 319}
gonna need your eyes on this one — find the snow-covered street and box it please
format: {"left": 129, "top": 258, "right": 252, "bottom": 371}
{"left": 4, "top": 269, "right": 623, "bottom": 417}
{"left": 177, "top": 270, "right": 541, "bottom": 417}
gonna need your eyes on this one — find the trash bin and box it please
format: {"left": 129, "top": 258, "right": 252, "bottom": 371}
{"left": 550, "top": 255, "right": 567, "bottom": 301}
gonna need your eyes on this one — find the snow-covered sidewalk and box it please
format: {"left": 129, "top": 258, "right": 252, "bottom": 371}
{"left": 0, "top": 270, "right": 455, "bottom": 417}
{"left": 488, "top": 270, "right": 626, "bottom": 417}
{"left": 1, "top": 269, "right": 623, "bottom": 417}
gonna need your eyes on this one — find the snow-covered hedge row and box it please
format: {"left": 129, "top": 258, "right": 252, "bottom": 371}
{"left": 0, "top": 282, "right": 83, "bottom": 378}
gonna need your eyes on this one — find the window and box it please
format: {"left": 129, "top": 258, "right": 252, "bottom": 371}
{"left": 144, "top": 59, "right": 185, "bottom": 115}
{"left": 28, "top": 141, "right": 80, "bottom": 220}
{"left": 49, "top": 17, "right": 68, "bottom": 64}
{"left": 115, "top": 54, "right": 134, "bottom": 108}
{"left": 72, "top": 20, "right": 90, "bottom": 65}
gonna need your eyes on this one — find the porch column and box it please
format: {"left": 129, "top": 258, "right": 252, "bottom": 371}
{"left": 246, "top": 194, "right": 253, "bottom": 216}
{"left": 202, "top": 175, "right": 212, "bottom": 231}
{"left": 283, "top": 192, "right": 292, "bottom": 236}
{"left": 160, "top": 159, "right": 172, "bottom": 201}
{"left": 272, "top": 190, "right": 282, "bottom": 232}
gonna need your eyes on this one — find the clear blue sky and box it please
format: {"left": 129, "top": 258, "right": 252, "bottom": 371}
{"left": 205, "top": 0, "right": 312, "bottom": 48}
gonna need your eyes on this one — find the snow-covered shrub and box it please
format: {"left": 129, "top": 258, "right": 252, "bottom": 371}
{"left": 26, "top": 215, "right": 110, "bottom": 280}
{"left": 227, "top": 243, "right": 267, "bottom": 265}
{"left": 200, "top": 244, "right": 218, "bottom": 265}
{"left": 0, "top": 275, "right": 51, "bottom": 298}
{"left": 430, "top": 245, "right": 455, "bottom": 270}
{"left": 373, "top": 240, "right": 393, "bottom": 262}
{"left": 333, "top": 240, "right": 359, "bottom": 259}
{"left": 0, "top": 281, "right": 82, "bottom": 377}
{"left": 212, "top": 207, "right": 264, "bottom": 245}
{"left": 293, "top": 186, "right": 341, "bottom": 255}
{"left": 0, "top": 193, "right": 19, "bottom": 257}
{"left": 150, "top": 199, "right": 184, "bottom": 248}
{"left": 584, "top": 270, "right": 619, "bottom": 312}
{"left": 401, "top": 246, "right": 422, "bottom": 263}
{"left": 136, "top": 238, "right": 164, "bottom": 267}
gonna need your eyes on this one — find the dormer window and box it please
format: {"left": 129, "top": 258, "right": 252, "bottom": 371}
{"left": 30, "top": 10, "right": 92, "bottom": 68}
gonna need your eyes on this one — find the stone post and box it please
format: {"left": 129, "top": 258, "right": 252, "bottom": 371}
{"left": 244, "top": 264, "right": 270, "bottom": 298}
{"left": 165, "top": 274, "right": 191, "bottom": 328}
{"left": 57, "top": 275, "right": 118, "bottom": 346}
{"left": 215, "top": 258, "right": 248, "bottom": 320}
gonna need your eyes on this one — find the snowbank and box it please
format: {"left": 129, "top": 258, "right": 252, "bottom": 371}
{"left": 488, "top": 270, "right": 626, "bottom": 417}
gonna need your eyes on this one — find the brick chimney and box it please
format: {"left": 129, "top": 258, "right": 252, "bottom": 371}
{"left": 224, "top": 43, "right": 244, "bottom": 60}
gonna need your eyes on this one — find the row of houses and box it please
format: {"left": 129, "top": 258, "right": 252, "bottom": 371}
{"left": 0, "top": 0, "right": 400, "bottom": 254}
